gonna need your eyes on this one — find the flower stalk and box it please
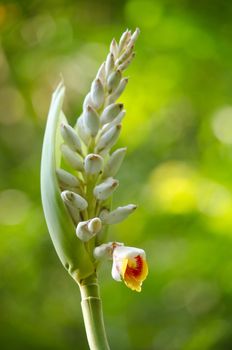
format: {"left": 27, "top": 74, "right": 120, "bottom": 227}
{"left": 79, "top": 274, "right": 110, "bottom": 350}
{"left": 41, "top": 28, "right": 148, "bottom": 350}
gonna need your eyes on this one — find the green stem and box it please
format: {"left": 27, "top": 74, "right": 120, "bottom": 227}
{"left": 79, "top": 274, "right": 110, "bottom": 350}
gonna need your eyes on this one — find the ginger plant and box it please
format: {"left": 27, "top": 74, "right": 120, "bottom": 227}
{"left": 41, "top": 28, "right": 148, "bottom": 350}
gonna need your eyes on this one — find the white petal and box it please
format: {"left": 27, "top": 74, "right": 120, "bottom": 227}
{"left": 111, "top": 258, "right": 123, "bottom": 281}
{"left": 94, "top": 242, "right": 114, "bottom": 260}
{"left": 113, "top": 246, "right": 146, "bottom": 260}
{"left": 94, "top": 241, "right": 124, "bottom": 260}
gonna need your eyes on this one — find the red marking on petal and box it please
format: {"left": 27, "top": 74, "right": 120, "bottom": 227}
{"left": 125, "top": 255, "right": 143, "bottom": 278}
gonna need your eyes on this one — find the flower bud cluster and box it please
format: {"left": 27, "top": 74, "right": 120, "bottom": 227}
{"left": 56, "top": 28, "right": 139, "bottom": 240}
{"left": 55, "top": 29, "right": 148, "bottom": 291}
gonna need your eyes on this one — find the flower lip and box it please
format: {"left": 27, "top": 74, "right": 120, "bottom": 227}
{"left": 112, "top": 245, "right": 148, "bottom": 292}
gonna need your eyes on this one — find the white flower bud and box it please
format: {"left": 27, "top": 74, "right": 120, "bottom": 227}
{"left": 102, "top": 204, "right": 137, "bottom": 224}
{"left": 107, "top": 70, "right": 122, "bottom": 93}
{"left": 83, "top": 105, "right": 100, "bottom": 137}
{"left": 76, "top": 116, "right": 90, "bottom": 146}
{"left": 60, "top": 123, "right": 82, "bottom": 154}
{"left": 94, "top": 242, "right": 124, "bottom": 260}
{"left": 107, "top": 78, "right": 128, "bottom": 104}
{"left": 76, "top": 217, "right": 102, "bottom": 242}
{"left": 96, "top": 62, "right": 106, "bottom": 83}
{"left": 105, "top": 53, "right": 115, "bottom": 77}
{"left": 61, "top": 190, "right": 88, "bottom": 211}
{"left": 110, "top": 38, "right": 118, "bottom": 59}
{"left": 56, "top": 168, "right": 80, "bottom": 188}
{"left": 118, "top": 29, "right": 131, "bottom": 52}
{"left": 101, "top": 103, "right": 123, "bottom": 125}
{"left": 87, "top": 217, "right": 102, "bottom": 234}
{"left": 118, "top": 53, "right": 135, "bottom": 71}
{"left": 94, "top": 177, "right": 119, "bottom": 200}
{"left": 101, "top": 110, "right": 126, "bottom": 135}
{"left": 95, "top": 124, "right": 121, "bottom": 155}
{"left": 83, "top": 92, "right": 93, "bottom": 109}
{"left": 84, "top": 153, "right": 104, "bottom": 175}
{"left": 76, "top": 221, "right": 93, "bottom": 242}
{"left": 60, "top": 191, "right": 81, "bottom": 224}
{"left": 61, "top": 144, "right": 84, "bottom": 171}
{"left": 130, "top": 27, "right": 140, "bottom": 44}
{"left": 103, "top": 147, "right": 127, "bottom": 178}
{"left": 90, "top": 79, "right": 105, "bottom": 109}
{"left": 116, "top": 44, "right": 134, "bottom": 66}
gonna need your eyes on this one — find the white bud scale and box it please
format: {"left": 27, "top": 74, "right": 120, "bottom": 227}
{"left": 94, "top": 177, "right": 119, "bottom": 200}
{"left": 84, "top": 154, "right": 104, "bottom": 175}
{"left": 83, "top": 105, "right": 100, "bottom": 137}
{"left": 61, "top": 144, "right": 84, "bottom": 171}
{"left": 61, "top": 191, "right": 88, "bottom": 211}
{"left": 103, "top": 147, "right": 127, "bottom": 178}
{"left": 91, "top": 79, "right": 105, "bottom": 109}
{"left": 101, "top": 103, "right": 123, "bottom": 125}
{"left": 60, "top": 123, "right": 82, "bottom": 154}
{"left": 56, "top": 168, "right": 80, "bottom": 188}
{"left": 101, "top": 204, "right": 137, "bottom": 224}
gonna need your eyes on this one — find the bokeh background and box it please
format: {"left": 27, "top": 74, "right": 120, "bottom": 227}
{"left": 1, "top": 0, "right": 232, "bottom": 349}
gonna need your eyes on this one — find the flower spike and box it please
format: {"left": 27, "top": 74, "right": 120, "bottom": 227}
{"left": 41, "top": 28, "right": 147, "bottom": 350}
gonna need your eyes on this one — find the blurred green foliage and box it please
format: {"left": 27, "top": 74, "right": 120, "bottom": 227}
{"left": 1, "top": 0, "right": 232, "bottom": 349}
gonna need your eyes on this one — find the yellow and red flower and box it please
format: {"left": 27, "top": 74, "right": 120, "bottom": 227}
{"left": 112, "top": 245, "right": 148, "bottom": 292}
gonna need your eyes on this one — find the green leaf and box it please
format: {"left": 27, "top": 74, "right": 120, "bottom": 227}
{"left": 41, "top": 82, "right": 94, "bottom": 282}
